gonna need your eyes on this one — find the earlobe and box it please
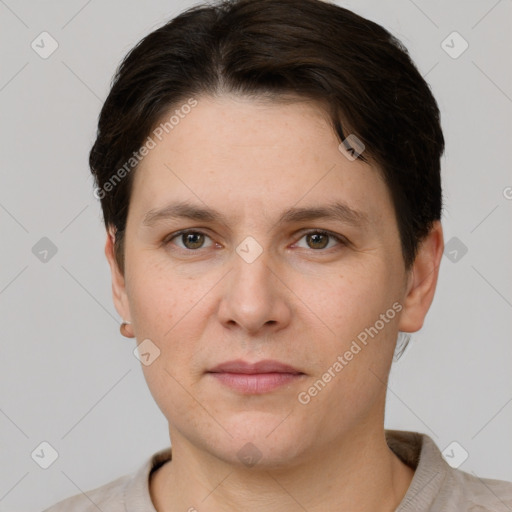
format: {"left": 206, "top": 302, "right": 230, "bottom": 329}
{"left": 398, "top": 221, "right": 444, "bottom": 333}
{"left": 104, "top": 226, "right": 132, "bottom": 325}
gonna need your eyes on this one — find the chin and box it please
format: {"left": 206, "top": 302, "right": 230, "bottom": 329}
{"left": 207, "top": 413, "right": 313, "bottom": 469}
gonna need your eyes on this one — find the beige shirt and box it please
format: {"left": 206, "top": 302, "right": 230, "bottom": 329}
{"left": 43, "top": 430, "right": 512, "bottom": 511}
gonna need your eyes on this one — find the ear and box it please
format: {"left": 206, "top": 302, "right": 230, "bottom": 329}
{"left": 398, "top": 220, "right": 444, "bottom": 333}
{"left": 104, "top": 226, "right": 131, "bottom": 323}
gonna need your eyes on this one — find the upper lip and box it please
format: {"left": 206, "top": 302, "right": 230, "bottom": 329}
{"left": 207, "top": 359, "right": 303, "bottom": 374}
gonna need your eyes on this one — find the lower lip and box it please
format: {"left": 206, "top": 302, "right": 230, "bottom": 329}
{"left": 209, "top": 372, "right": 303, "bottom": 394}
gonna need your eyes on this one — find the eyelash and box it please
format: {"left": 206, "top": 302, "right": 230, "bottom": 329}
{"left": 163, "top": 229, "right": 347, "bottom": 253}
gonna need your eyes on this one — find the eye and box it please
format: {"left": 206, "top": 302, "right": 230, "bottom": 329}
{"left": 294, "top": 230, "right": 346, "bottom": 250}
{"left": 164, "top": 229, "right": 346, "bottom": 252}
{"left": 166, "top": 230, "right": 214, "bottom": 250}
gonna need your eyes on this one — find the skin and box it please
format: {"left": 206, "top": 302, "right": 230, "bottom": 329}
{"left": 105, "top": 94, "right": 444, "bottom": 511}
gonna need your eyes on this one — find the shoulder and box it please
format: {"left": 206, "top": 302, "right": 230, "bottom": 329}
{"left": 42, "top": 473, "right": 131, "bottom": 512}
{"left": 42, "top": 447, "right": 172, "bottom": 512}
{"left": 441, "top": 466, "right": 512, "bottom": 511}
{"left": 386, "top": 430, "right": 512, "bottom": 512}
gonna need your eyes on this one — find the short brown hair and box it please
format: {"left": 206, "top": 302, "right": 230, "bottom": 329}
{"left": 90, "top": 0, "right": 444, "bottom": 274}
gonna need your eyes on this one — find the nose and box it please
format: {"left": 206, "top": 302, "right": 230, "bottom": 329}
{"left": 217, "top": 246, "right": 292, "bottom": 336}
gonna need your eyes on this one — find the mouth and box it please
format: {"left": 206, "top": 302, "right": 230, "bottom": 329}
{"left": 206, "top": 359, "right": 305, "bottom": 394}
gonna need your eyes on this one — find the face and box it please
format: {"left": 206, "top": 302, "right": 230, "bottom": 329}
{"left": 108, "top": 94, "right": 420, "bottom": 468}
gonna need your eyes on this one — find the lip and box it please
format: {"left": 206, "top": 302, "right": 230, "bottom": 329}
{"left": 208, "top": 359, "right": 302, "bottom": 374}
{"left": 207, "top": 359, "right": 305, "bottom": 394}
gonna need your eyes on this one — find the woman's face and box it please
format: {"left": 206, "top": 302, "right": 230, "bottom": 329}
{"left": 108, "top": 94, "right": 414, "bottom": 467}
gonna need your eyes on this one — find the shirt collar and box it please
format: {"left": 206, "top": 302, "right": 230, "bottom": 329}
{"left": 123, "top": 430, "right": 448, "bottom": 511}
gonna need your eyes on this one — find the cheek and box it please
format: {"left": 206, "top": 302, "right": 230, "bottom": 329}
{"left": 126, "top": 256, "right": 214, "bottom": 378}
{"left": 298, "top": 262, "right": 401, "bottom": 396}
{"left": 126, "top": 264, "right": 195, "bottom": 387}
{"left": 303, "top": 262, "right": 399, "bottom": 343}
{"left": 130, "top": 279, "right": 202, "bottom": 427}
{"left": 127, "top": 254, "right": 200, "bottom": 336}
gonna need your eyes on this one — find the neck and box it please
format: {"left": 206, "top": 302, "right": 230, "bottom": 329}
{"left": 150, "top": 425, "right": 415, "bottom": 512}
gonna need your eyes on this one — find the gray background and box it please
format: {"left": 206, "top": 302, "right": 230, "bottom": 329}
{"left": 1, "top": 0, "right": 511, "bottom": 510}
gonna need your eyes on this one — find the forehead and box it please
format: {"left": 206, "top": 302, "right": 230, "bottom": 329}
{"left": 158, "top": 94, "right": 337, "bottom": 158}
{"left": 129, "top": 94, "right": 393, "bottom": 229}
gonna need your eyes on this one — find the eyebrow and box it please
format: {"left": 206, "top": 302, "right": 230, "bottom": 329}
{"left": 142, "top": 200, "right": 369, "bottom": 229}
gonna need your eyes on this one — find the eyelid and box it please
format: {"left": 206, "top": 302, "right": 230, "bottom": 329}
{"left": 164, "top": 229, "right": 216, "bottom": 250}
{"left": 164, "top": 228, "right": 348, "bottom": 252}
{"left": 292, "top": 228, "right": 348, "bottom": 249}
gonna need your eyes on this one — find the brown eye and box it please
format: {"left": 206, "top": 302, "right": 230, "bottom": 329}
{"left": 306, "top": 232, "right": 329, "bottom": 249}
{"left": 166, "top": 230, "right": 213, "bottom": 251}
{"left": 181, "top": 232, "right": 205, "bottom": 249}
{"left": 295, "top": 230, "right": 346, "bottom": 251}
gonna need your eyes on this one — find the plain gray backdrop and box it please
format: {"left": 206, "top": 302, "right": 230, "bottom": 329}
{"left": 1, "top": 0, "right": 511, "bottom": 510}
